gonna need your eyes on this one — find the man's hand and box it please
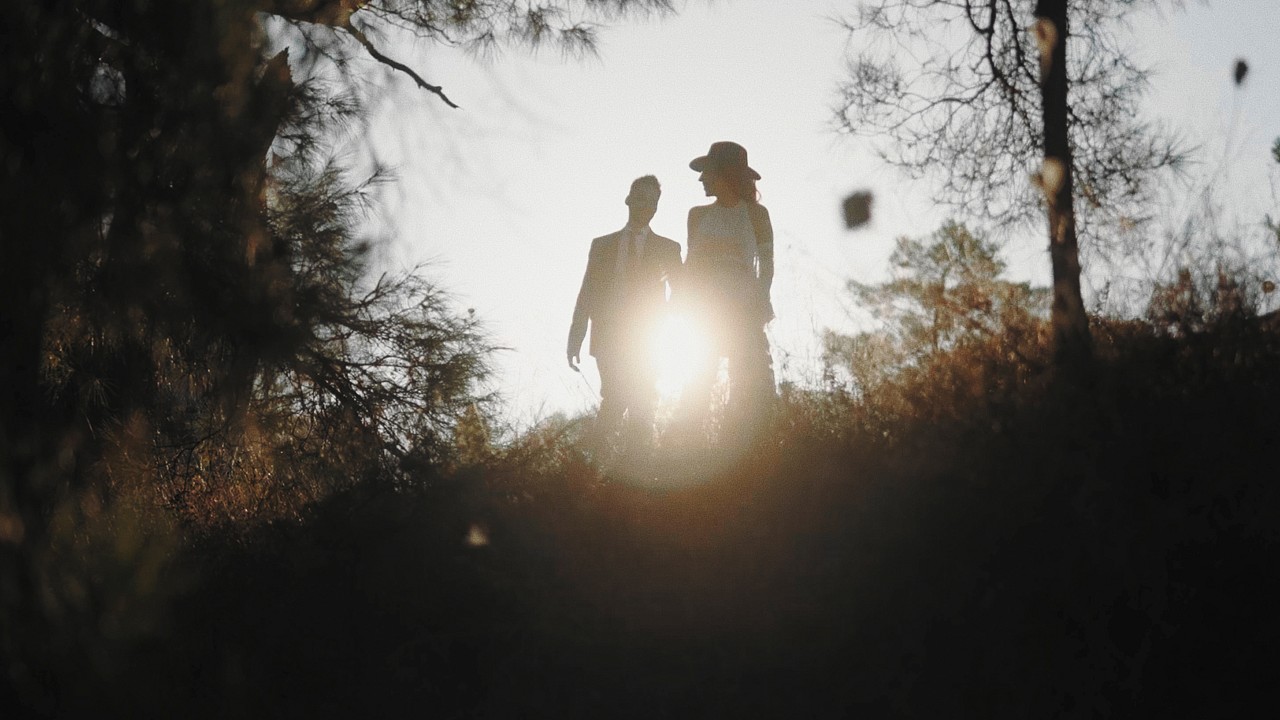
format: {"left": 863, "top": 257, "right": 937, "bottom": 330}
{"left": 568, "top": 352, "right": 580, "bottom": 372}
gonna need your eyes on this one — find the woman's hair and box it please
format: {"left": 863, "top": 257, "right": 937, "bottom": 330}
{"left": 721, "top": 164, "right": 760, "bottom": 204}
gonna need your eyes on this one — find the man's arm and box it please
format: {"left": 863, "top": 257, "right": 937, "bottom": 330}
{"left": 672, "top": 207, "right": 703, "bottom": 307}
{"left": 659, "top": 235, "right": 683, "bottom": 301}
{"left": 567, "top": 240, "right": 599, "bottom": 370}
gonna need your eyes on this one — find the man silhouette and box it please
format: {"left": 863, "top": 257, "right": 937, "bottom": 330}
{"left": 568, "top": 175, "right": 681, "bottom": 453}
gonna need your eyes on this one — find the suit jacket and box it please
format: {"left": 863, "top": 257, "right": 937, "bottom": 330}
{"left": 568, "top": 227, "right": 682, "bottom": 359}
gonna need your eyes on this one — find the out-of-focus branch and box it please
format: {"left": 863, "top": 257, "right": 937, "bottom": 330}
{"left": 263, "top": 0, "right": 366, "bottom": 26}
{"left": 263, "top": 1, "right": 459, "bottom": 108}
{"left": 344, "top": 24, "right": 459, "bottom": 108}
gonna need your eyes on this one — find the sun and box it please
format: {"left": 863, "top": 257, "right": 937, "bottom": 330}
{"left": 649, "top": 311, "right": 709, "bottom": 409}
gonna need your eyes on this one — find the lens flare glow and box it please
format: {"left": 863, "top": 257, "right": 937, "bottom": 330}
{"left": 650, "top": 312, "right": 709, "bottom": 407}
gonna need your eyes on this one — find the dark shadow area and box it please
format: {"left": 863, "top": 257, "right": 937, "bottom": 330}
{"left": 13, "top": 313, "right": 1277, "bottom": 719}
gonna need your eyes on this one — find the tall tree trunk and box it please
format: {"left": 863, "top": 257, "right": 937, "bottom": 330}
{"left": 1034, "top": 0, "right": 1092, "bottom": 369}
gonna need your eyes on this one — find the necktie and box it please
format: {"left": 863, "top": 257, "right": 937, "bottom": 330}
{"left": 617, "top": 230, "right": 643, "bottom": 277}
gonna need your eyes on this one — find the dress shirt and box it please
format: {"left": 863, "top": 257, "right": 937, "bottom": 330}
{"left": 615, "top": 226, "right": 649, "bottom": 277}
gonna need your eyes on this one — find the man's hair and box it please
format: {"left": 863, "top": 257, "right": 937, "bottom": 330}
{"left": 627, "top": 175, "right": 661, "bottom": 203}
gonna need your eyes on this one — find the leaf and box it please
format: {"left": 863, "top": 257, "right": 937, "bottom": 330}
{"left": 842, "top": 191, "right": 874, "bottom": 229}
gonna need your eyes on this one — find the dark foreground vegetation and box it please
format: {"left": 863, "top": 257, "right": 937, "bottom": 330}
{"left": 5, "top": 2, "right": 1279, "bottom": 717}
{"left": 8, "top": 308, "right": 1279, "bottom": 719}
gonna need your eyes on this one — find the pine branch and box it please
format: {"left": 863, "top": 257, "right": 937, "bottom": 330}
{"left": 345, "top": 25, "right": 460, "bottom": 109}
{"left": 264, "top": 1, "right": 459, "bottom": 108}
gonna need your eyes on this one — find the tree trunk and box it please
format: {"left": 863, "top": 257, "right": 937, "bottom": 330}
{"left": 1034, "top": 0, "right": 1092, "bottom": 369}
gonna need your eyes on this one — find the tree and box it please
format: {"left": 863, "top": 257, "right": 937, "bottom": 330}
{"left": 259, "top": 1, "right": 677, "bottom": 109}
{"left": 0, "top": 0, "right": 682, "bottom": 516}
{"left": 824, "top": 221, "right": 1049, "bottom": 392}
{"left": 835, "top": 0, "right": 1185, "bottom": 367}
{"left": 0, "top": 0, "right": 680, "bottom": 702}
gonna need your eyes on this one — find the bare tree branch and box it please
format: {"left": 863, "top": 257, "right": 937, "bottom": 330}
{"left": 345, "top": 23, "right": 460, "bottom": 108}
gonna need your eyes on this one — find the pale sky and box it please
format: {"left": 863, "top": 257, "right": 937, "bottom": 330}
{"left": 359, "top": 0, "right": 1280, "bottom": 428}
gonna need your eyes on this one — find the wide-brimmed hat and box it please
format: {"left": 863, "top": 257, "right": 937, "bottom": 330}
{"left": 689, "top": 141, "right": 761, "bottom": 180}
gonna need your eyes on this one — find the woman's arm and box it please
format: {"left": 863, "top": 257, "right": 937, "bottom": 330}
{"left": 750, "top": 204, "right": 775, "bottom": 319}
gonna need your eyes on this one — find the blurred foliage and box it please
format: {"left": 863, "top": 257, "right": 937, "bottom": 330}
{"left": 1144, "top": 266, "right": 1262, "bottom": 338}
{"left": 1, "top": 1, "right": 686, "bottom": 712}
{"left": 823, "top": 221, "right": 1051, "bottom": 414}
{"left": 1, "top": 0, "right": 683, "bottom": 710}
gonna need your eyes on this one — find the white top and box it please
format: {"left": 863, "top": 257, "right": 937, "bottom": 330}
{"left": 690, "top": 204, "right": 759, "bottom": 277}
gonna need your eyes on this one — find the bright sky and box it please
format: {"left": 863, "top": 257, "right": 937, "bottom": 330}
{"left": 362, "top": 0, "right": 1280, "bottom": 428}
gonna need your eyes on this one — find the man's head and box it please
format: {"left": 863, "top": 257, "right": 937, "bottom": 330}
{"left": 625, "top": 175, "right": 661, "bottom": 226}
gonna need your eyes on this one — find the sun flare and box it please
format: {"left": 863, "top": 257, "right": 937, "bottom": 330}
{"left": 650, "top": 312, "right": 709, "bottom": 408}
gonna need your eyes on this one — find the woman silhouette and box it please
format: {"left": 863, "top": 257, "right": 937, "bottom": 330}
{"left": 676, "top": 141, "right": 776, "bottom": 436}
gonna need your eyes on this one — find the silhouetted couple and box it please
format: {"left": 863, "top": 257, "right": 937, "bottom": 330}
{"left": 567, "top": 141, "right": 776, "bottom": 456}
